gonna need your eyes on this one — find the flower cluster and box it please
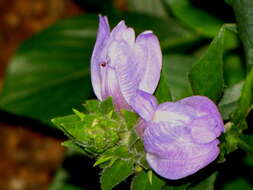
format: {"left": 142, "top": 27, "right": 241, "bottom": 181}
{"left": 91, "top": 16, "right": 224, "bottom": 180}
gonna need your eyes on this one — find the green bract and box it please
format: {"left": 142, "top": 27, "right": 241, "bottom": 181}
{"left": 52, "top": 98, "right": 131, "bottom": 154}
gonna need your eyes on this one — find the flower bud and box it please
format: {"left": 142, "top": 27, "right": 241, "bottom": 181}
{"left": 130, "top": 90, "right": 224, "bottom": 180}
{"left": 91, "top": 15, "right": 162, "bottom": 111}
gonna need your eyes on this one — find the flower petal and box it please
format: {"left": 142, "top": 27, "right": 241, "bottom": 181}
{"left": 136, "top": 31, "right": 162, "bottom": 94}
{"left": 190, "top": 116, "right": 217, "bottom": 144}
{"left": 135, "top": 119, "right": 148, "bottom": 138}
{"left": 146, "top": 140, "right": 219, "bottom": 179}
{"left": 101, "top": 63, "right": 131, "bottom": 111}
{"left": 114, "top": 42, "right": 145, "bottom": 103}
{"left": 130, "top": 90, "right": 158, "bottom": 121}
{"left": 116, "top": 31, "right": 162, "bottom": 105}
{"left": 178, "top": 96, "right": 224, "bottom": 135}
{"left": 154, "top": 102, "right": 196, "bottom": 125}
{"left": 91, "top": 15, "right": 110, "bottom": 100}
{"left": 110, "top": 20, "right": 128, "bottom": 41}
{"left": 143, "top": 122, "right": 191, "bottom": 158}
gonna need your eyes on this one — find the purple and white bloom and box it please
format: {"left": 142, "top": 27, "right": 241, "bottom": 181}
{"left": 130, "top": 90, "right": 225, "bottom": 180}
{"left": 91, "top": 15, "right": 162, "bottom": 111}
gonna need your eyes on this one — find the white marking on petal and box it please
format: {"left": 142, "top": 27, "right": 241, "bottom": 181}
{"left": 153, "top": 110, "right": 191, "bottom": 124}
{"left": 122, "top": 28, "right": 135, "bottom": 45}
{"left": 142, "top": 30, "right": 153, "bottom": 34}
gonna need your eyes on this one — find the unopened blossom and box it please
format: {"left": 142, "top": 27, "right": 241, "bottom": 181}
{"left": 130, "top": 90, "right": 224, "bottom": 180}
{"left": 91, "top": 15, "right": 162, "bottom": 111}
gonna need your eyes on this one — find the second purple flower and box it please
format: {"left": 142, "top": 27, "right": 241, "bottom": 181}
{"left": 91, "top": 16, "right": 162, "bottom": 111}
{"left": 131, "top": 90, "right": 225, "bottom": 180}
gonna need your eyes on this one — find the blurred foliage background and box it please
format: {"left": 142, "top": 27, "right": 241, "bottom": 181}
{"left": 0, "top": 0, "right": 252, "bottom": 190}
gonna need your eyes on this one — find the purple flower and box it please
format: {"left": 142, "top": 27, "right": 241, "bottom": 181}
{"left": 130, "top": 90, "right": 224, "bottom": 180}
{"left": 91, "top": 15, "right": 162, "bottom": 111}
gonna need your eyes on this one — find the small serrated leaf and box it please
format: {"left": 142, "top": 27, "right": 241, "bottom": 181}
{"left": 72, "top": 109, "right": 85, "bottom": 120}
{"left": 61, "top": 140, "right": 89, "bottom": 155}
{"left": 131, "top": 171, "right": 166, "bottom": 190}
{"left": 83, "top": 100, "right": 100, "bottom": 113}
{"left": 100, "top": 159, "right": 134, "bottom": 190}
{"left": 94, "top": 156, "right": 113, "bottom": 167}
{"left": 121, "top": 110, "right": 139, "bottom": 130}
{"left": 51, "top": 115, "right": 79, "bottom": 130}
{"left": 100, "top": 97, "right": 114, "bottom": 114}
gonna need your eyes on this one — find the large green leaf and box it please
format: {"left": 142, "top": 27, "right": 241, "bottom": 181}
{"left": 121, "top": 13, "right": 200, "bottom": 50}
{"left": 218, "top": 81, "right": 244, "bottom": 120}
{"left": 158, "top": 55, "right": 195, "bottom": 101}
{"left": 189, "top": 25, "right": 236, "bottom": 102}
{"left": 155, "top": 73, "right": 172, "bottom": 103}
{"left": 126, "top": 0, "right": 167, "bottom": 18}
{"left": 0, "top": 15, "right": 98, "bottom": 124}
{"left": 224, "top": 55, "right": 245, "bottom": 86}
{"left": 100, "top": 159, "right": 134, "bottom": 190}
{"left": 164, "top": 0, "right": 222, "bottom": 37}
{"left": 227, "top": 0, "right": 253, "bottom": 66}
{"left": 0, "top": 13, "right": 199, "bottom": 124}
{"left": 232, "top": 67, "right": 253, "bottom": 124}
{"left": 131, "top": 171, "right": 166, "bottom": 190}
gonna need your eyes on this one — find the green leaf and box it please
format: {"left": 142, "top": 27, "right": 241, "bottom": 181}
{"left": 0, "top": 15, "right": 98, "bottom": 124}
{"left": 189, "top": 25, "right": 236, "bottom": 102}
{"left": 126, "top": 0, "right": 168, "bottom": 18}
{"left": 232, "top": 67, "right": 253, "bottom": 124}
{"left": 161, "top": 55, "right": 195, "bottom": 101}
{"left": 155, "top": 73, "right": 172, "bottom": 103}
{"left": 62, "top": 140, "right": 90, "bottom": 156}
{"left": 100, "top": 159, "right": 134, "bottom": 190}
{"left": 164, "top": 0, "right": 222, "bottom": 37}
{"left": 120, "top": 110, "right": 139, "bottom": 130}
{"left": 121, "top": 13, "right": 200, "bottom": 50}
{"left": 131, "top": 171, "right": 166, "bottom": 190}
{"left": 218, "top": 81, "right": 244, "bottom": 120}
{"left": 227, "top": 0, "right": 253, "bottom": 66}
{"left": 219, "top": 121, "right": 248, "bottom": 161}
{"left": 224, "top": 55, "right": 245, "bottom": 86}
{"left": 100, "top": 97, "right": 114, "bottom": 114}
{"left": 188, "top": 172, "right": 217, "bottom": 190}
{"left": 84, "top": 100, "right": 101, "bottom": 113}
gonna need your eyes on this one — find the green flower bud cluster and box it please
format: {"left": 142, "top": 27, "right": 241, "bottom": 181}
{"left": 52, "top": 98, "right": 127, "bottom": 155}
